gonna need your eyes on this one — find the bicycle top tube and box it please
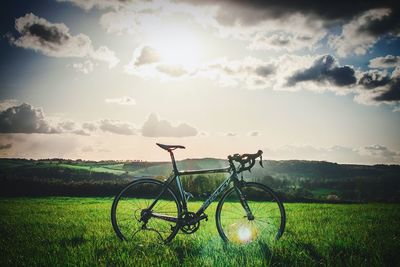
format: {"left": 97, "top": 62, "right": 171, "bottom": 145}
{"left": 178, "top": 167, "right": 231, "bottom": 176}
{"left": 156, "top": 142, "right": 262, "bottom": 175}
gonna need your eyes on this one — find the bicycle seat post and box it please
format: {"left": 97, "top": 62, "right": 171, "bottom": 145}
{"left": 169, "top": 150, "right": 179, "bottom": 174}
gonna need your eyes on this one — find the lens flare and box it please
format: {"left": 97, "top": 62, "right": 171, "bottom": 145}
{"left": 228, "top": 222, "right": 258, "bottom": 244}
{"left": 237, "top": 225, "right": 252, "bottom": 242}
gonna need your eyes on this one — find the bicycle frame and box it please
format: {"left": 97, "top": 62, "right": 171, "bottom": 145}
{"left": 146, "top": 150, "right": 255, "bottom": 222}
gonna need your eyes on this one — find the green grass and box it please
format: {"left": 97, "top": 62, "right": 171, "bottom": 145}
{"left": 0, "top": 198, "right": 399, "bottom": 266}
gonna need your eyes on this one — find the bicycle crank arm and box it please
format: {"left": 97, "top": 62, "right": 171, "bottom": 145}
{"left": 188, "top": 213, "right": 208, "bottom": 224}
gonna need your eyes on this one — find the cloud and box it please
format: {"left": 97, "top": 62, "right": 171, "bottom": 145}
{"left": 105, "top": 96, "right": 136, "bottom": 105}
{"left": 199, "top": 57, "right": 277, "bottom": 88}
{"left": 133, "top": 45, "right": 161, "bottom": 66}
{"left": 0, "top": 143, "right": 12, "bottom": 150}
{"left": 328, "top": 8, "right": 398, "bottom": 57}
{"left": 356, "top": 67, "right": 400, "bottom": 105}
{"left": 70, "top": 60, "right": 94, "bottom": 74}
{"left": 264, "top": 144, "right": 400, "bottom": 164}
{"left": 248, "top": 131, "right": 259, "bottom": 137}
{"left": 99, "top": 119, "right": 137, "bottom": 135}
{"left": 287, "top": 55, "right": 356, "bottom": 87}
{"left": 82, "top": 122, "right": 98, "bottom": 132}
{"left": 124, "top": 45, "right": 192, "bottom": 78}
{"left": 0, "top": 102, "right": 94, "bottom": 135}
{"left": 369, "top": 55, "right": 400, "bottom": 69}
{"left": 358, "top": 70, "right": 391, "bottom": 89}
{"left": 58, "top": 0, "right": 400, "bottom": 55}
{"left": 362, "top": 144, "right": 400, "bottom": 161}
{"left": 373, "top": 77, "right": 400, "bottom": 102}
{"left": 142, "top": 113, "right": 197, "bottom": 137}
{"left": 248, "top": 27, "right": 325, "bottom": 52}
{"left": 10, "top": 13, "right": 119, "bottom": 68}
{"left": 56, "top": 0, "right": 124, "bottom": 11}
{"left": 0, "top": 101, "right": 198, "bottom": 138}
{"left": 182, "top": 0, "right": 397, "bottom": 25}
{"left": 0, "top": 99, "right": 21, "bottom": 111}
{"left": 156, "top": 64, "right": 188, "bottom": 77}
{"left": 0, "top": 103, "right": 58, "bottom": 134}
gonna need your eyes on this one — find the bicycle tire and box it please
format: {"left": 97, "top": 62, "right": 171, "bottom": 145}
{"left": 111, "top": 178, "right": 182, "bottom": 244}
{"left": 215, "top": 182, "right": 286, "bottom": 244}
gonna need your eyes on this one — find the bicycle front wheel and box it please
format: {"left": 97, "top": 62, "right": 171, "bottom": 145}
{"left": 111, "top": 178, "right": 181, "bottom": 244}
{"left": 216, "top": 182, "right": 285, "bottom": 244}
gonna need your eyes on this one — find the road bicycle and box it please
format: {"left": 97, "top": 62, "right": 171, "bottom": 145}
{"left": 111, "top": 143, "right": 286, "bottom": 244}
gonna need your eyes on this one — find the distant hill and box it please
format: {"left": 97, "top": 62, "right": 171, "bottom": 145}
{"left": 0, "top": 158, "right": 399, "bottom": 202}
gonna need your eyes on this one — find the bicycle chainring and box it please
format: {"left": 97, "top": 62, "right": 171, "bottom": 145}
{"left": 179, "top": 212, "right": 200, "bottom": 234}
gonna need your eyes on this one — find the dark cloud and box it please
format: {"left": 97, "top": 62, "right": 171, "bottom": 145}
{"left": 11, "top": 13, "right": 119, "bottom": 67}
{"left": 179, "top": 0, "right": 399, "bottom": 26}
{"left": 358, "top": 68, "right": 400, "bottom": 102}
{"left": 12, "top": 13, "right": 86, "bottom": 55}
{"left": 254, "top": 65, "right": 275, "bottom": 77}
{"left": 374, "top": 77, "right": 400, "bottom": 101}
{"left": 0, "top": 143, "right": 12, "bottom": 150}
{"left": 0, "top": 103, "right": 57, "bottom": 134}
{"left": 358, "top": 71, "right": 391, "bottom": 89}
{"left": 22, "top": 21, "right": 70, "bottom": 46}
{"left": 287, "top": 55, "right": 356, "bottom": 87}
{"left": 142, "top": 113, "right": 197, "bottom": 137}
{"left": 356, "top": 8, "right": 400, "bottom": 37}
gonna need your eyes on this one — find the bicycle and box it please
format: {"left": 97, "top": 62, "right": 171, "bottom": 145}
{"left": 111, "top": 143, "right": 286, "bottom": 244}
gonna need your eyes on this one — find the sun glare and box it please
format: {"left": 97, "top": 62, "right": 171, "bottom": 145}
{"left": 148, "top": 24, "right": 203, "bottom": 69}
{"left": 228, "top": 222, "right": 258, "bottom": 244}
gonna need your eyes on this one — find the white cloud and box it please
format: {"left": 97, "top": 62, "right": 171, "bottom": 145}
{"left": 0, "top": 99, "right": 22, "bottom": 112}
{"left": 71, "top": 60, "right": 94, "bottom": 74}
{"left": 360, "top": 144, "right": 400, "bottom": 162}
{"left": 142, "top": 113, "right": 197, "bottom": 137}
{"left": 369, "top": 55, "right": 400, "bottom": 69}
{"left": 329, "top": 8, "right": 392, "bottom": 57}
{"left": 105, "top": 96, "right": 136, "bottom": 106}
{"left": 11, "top": 13, "right": 119, "bottom": 68}
{"left": 264, "top": 144, "right": 400, "bottom": 164}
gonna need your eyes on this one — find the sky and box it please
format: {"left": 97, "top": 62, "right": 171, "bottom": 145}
{"left": 0, "top": 0, "right": 399, "bottom": 164}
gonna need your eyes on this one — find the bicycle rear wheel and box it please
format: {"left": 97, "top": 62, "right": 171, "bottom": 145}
{"left": 216, "top": 182, "right": 285, "bottom": 244}
{"left": 111, "top": 178, "right": 181, "bottom": 244}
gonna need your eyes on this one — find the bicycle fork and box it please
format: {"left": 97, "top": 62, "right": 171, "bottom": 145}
{"left": 234, "top": 185, "right": 255, "bottom": 220}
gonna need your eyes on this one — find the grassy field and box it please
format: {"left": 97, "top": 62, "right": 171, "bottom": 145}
{"left": 0, "top": 198, "right": 399, "bottom": 266}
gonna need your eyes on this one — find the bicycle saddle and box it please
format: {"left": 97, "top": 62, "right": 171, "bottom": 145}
{"left": 156, "top": 143, "right": 186, "bottom": 151}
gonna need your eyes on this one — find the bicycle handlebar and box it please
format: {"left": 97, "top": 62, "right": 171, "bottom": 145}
{"left": 228, "top": 150, "right": 263, "bottom": 173}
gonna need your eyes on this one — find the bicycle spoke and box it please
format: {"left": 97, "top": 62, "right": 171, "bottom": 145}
{"left": 111, "top": 179, "right": 181, "bottom": 244}
{"left": 217, "top": 183, "right": 285, "bottom": 244}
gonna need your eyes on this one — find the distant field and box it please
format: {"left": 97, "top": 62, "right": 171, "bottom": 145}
{"left": 0, "top": 198, "right": 399, "bottom": 266}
